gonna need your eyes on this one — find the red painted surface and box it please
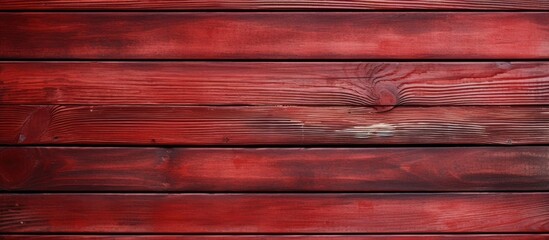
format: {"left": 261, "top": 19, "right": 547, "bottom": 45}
{"left": 1, "top": 62, "right": 548, "bottom": 106}
{"left": 2, "top": 193, "right": 549, "bottom": 233}
{"left": 1, "top": 13, "right": 548, "bottom": 59}
{"left": 2, "top": 147, "right": 548, "bottom": 192}
{"left": 2, "top": 0, "right": 549, "bottom": 10}
{"left": 1, "top": 105, "right": 547, "bottom": 145}
{"left": 4, "top": 147, "right": 549, "bottom": 192}
{"left": 1, "top": 2, "right": 547, "bottom": 239}
{"left": 2, "top": 235, "right": 549, "bottom": 240}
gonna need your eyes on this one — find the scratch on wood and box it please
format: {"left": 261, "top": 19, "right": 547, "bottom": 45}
{"left": 17, "top": 108, "right": 39, "bottom": 144}
{"left": 17, "top": 106, "right": 53, "bottom": 144}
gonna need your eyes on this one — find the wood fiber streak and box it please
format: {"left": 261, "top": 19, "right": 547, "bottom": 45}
{"left": 2, "top": 235, "right": 549, "bottom": 240}
{"left": 1, "top": 106, "right": 547, "bottom": 145}
{"left": 1, "top": 194, "right": 549, "bottom": 233}
{"left": 1, "top": 13, "right": 549, "bottom": 59}
{"left": 2, "top": 62, "right": 549, "bottom": 106}
{"left": 2, "top": 0, "right": 549, "bottom": 10}
{"left": 1, "top": 147, "right": 548, "bottom": 192}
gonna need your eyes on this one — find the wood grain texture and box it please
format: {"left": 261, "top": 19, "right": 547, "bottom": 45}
{"left": 2, "top": 0, "right": 549, "bottom": 10}
{"left": 2, "top": 235, "right": 549, "bottom": 240}
{"left": 1, "top": 13, "right": 548, "bottom": 59}
{"left": 1, "top": 105, "right": 547, "bottom": 145}
{"left": 2, "top": 193, "right": 549, "bottom": 233}
{"left": 1, "top": 147, "right": 548, "bottom": 192}
{"left": 2, "top": 62, "right": 549, "bottom": 106}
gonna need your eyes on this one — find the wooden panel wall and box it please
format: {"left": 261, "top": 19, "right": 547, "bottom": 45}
{"left": 0, "top": 1, "right": 548, "bottom": 240}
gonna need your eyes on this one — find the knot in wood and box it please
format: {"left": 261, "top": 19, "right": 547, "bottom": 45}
{"left": 0, "top": 148, "right": 39, "bottom": 190}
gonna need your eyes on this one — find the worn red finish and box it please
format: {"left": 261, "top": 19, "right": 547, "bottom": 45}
{"left": 1, "top": 1, "right": 548, "bottom": 239}
{"left": 2, "top": 147, "right": 547, "bottom": 192}
{"left": 2, "top": 193, "right": 549, "bottom": 233}
{"left": 2, "top": 235, "right": 549, "bottom": 240}
{"left": 1, "top": 105, "right": 547, "bottom": 145}
{"left": 1, "top": 62, "right": 548, "bottom": 106}
{"left": 2, "top": 0, "right": 549, "bottom": 10}
{"left": 1, "top": 13, "right": 548, "bottom": 59}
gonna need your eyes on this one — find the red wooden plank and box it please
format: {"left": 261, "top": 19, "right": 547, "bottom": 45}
{"left": 1, "top": 13, "right": 548, "bottom": 59}
{"left": 1, "top": 105, "right": 547, "bottom": 145}
{"left": 1, "top": 147, "right": 548, "bottom": 192}
{"left": 1, "top": 62, "right": 548, "bottom": 106}
{"left": 2, "top": 193, "right": 548, "bottom": 233}
{"left": 2, "top": 0, "right": 549, "bottom": 10}
{"left": 2, "top": 235, "right": 549, "bottom": 240}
